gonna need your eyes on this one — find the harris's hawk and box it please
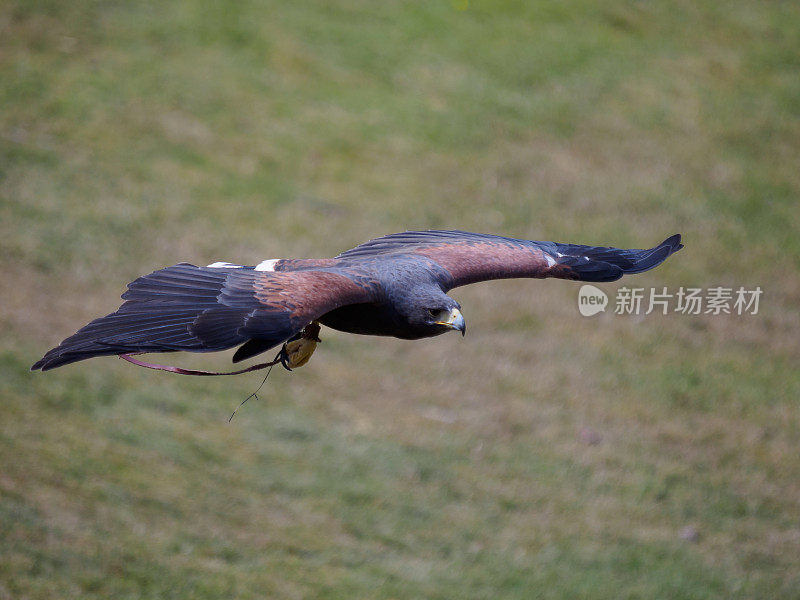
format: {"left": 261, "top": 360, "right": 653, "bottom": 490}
{"left": 32, "top": 230, "right": 682, "bottom": 372}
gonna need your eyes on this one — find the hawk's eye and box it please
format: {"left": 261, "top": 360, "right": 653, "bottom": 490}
{"left": 427, "top": 309, "right": 439, "bottom": 320}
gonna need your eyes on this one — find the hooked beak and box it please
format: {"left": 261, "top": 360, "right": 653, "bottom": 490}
{"left": 436, "top": 307, "right": 466, "bottom": 336}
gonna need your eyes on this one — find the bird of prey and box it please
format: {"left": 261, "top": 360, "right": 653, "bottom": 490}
{"left": 32, "top": 230, "right": 682, "bottom": 372}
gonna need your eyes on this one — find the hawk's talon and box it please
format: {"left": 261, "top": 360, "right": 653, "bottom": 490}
{"left": 279, "top": 321, "right": 321, "bottom": 370}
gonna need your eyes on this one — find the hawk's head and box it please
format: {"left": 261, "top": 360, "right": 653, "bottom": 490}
{"left": 398, "top": 288, "right": 465, "bottom": 338}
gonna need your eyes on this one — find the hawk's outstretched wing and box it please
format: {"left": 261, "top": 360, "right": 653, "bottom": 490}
{"left": 337, "top": 230, "right": 683, "bottom": 290}
{"left": 31, "top": 264, "right": 380, "bottom": 371}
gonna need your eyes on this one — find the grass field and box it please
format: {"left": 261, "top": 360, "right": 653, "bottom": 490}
{"left": 2, "top": 1, "right": 799, "bottom": 598}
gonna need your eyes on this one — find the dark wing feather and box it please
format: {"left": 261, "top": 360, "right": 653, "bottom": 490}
{"left": 338, "top": 230, "right": 682, "bottom": 289}
{"left": 32, "top": 263, "right": 379, "bottom": 371}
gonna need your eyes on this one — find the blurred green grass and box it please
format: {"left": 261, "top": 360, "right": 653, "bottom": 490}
{"left": 2, "top": 0, "right": 799, "bottom": 598}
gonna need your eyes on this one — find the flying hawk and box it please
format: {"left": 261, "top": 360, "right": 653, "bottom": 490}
{"left": 32, "top": 230, "right": 682, "bottom": 372}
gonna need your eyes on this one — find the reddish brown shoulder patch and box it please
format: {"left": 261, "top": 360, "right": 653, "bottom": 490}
{"left": 414, "top": 242, "right": 554, "bottom": 287}
{"left": 253, "top": 271, "right": 374, "bottom": 323}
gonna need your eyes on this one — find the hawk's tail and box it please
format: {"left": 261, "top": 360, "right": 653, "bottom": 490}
{"left": 551, "top": 234, "right": 683, "bottom": 282}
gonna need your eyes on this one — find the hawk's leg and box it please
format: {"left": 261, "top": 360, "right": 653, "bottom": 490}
{"left": 279, "top": 322, "right": 322, "bottom": 371}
